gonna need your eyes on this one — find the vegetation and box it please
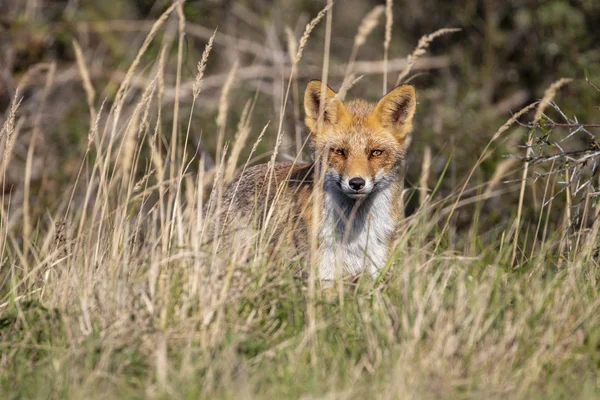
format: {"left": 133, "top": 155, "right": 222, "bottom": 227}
{"left": 1, "top": 0, "right": 599, "bottom": 398}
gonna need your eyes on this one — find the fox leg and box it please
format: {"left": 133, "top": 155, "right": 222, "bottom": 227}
{"left": 318, "top": 247, "right": 335, "bottom": 282}
{"left": 318, "top": 245, "right": 346, "bottom": 285}
{"left": 364, "top": 243, "right": 390, "bottom": 280}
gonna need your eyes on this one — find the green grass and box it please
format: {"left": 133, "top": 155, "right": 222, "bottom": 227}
{"left": 1, "top": 230, "right": 599, "bottom": 398}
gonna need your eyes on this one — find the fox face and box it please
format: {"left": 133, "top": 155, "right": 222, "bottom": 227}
{"left": 304, "top": 80, "right": 417, "bottom": 199}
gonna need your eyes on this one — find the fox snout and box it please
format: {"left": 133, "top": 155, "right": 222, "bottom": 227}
{"left": 348, "top": 177, "right": 365, "bottom": 191}
{"left": 339, "top": 174, "right": 375, "bottom": 199}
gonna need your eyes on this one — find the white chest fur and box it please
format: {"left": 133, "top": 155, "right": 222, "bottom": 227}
{"left": 318, "top": 185, "right": 396, "bottom": 281}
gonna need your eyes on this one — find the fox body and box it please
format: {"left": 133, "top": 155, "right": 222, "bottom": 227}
{"left": 219, "top": 80, "right": 417, "bottom": 282}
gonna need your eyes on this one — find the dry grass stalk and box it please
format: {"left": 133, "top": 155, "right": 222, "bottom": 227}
{"left": 383, "top": 0, "right": 393, "bottom": 94}
{"left": 512, "top": 78, "right": 571, "bottom": 264}
{"left": 193, "top": 29, "right": 216, "bottom": 99}
{"left": 395, "top": 28, "right": 460, "bottom": 86}
{"left": 133, "top": 169, "right": 155, "bottom": 193}
{"left": 72, "top": 40, "right": 96, "bottom": 121}
{"left": 261, "top": 126, "right": 286, "bottom": 236}
{"left": 304, "top": 0, "right": 334, "bottom": 367}
{"left": 68, "top": 99, "right": 107, "bottom": 230}
{"left": 225, "top": 100, "right": 252, "bottom": 182}
{"left": 484, "top": 158, "right": 518, "bottom": 197}
{"left": 149, "top": 113, "right": 165, "bottom": 186}
{"left": 596, "top": 174, "right": 600, "bottom": 221}
{"left": 511, "top": 180, "right": 530, "bottom": 261}
{"left": 151, "top": 47, "right": 169, "bottom": 251}
{"left": 87, "top": 99, "right": 106, "bottom": 152}
{"left": 355, "top": 5, "right": 385, "bottom": 48}
{"left": 178, "top": 29, "right": 217, "bottom": 226}
{"left": 285, "top": 26, "right": 304, "bottom": 156}
{"left": 112, "top": 2, "right": 177, "bottom": 125}
{"left": 87, "top": 5, "right": 178, "bottom": 256}
{"left": 208, "top": 144, "right": 230, "bottom": 275}
{"left": 216, "top": 60, "right": 239, "bottom": 129}
{"left": 573, "top": 187, "right": 591, "bottom": 255}
{"left": 0, "top": 92, "right": 23, "bottom": 174}
{"left": 533, "top": 78, "right": 572, "bottom": 123}
{"left": 436, "top": 101, "right": 538, "bottom": 251}
{"left": 120, "top": 77, "right": 157, "bottom": 185}
{"left": 285, "top": 27, "right": 298, "bottom": 65}
{"left": 23, "top": 63, "right": 56, "bottom": 258}
{"left": 529, "top": 160, "right": 556, "bottom": 261}
{"left": 316, "top": 3, "right": 334, "bottom": 134}
{"left": 169, "top": 1, "right": 187, "bottom": 187}
{"left": 215, "top": 59, "right": 239, "bottom": 164}
{"left": 558, "top": 167, "right": 573, "bottom": 257}
{"left": 342, "top": 6, "right": 384, "bottom": 93}
{"left": 491, "top": 102, "right": 539, "bottom": 142}
{"left": 295, "top": 2, "right": 334, "bottom": 64}
{"left": 10, "top": 63, "right": 50, "bottom": 91}
{"left": 419, "top": 145, "right": 432, "bottom": 206}
{"left": 335, "top": 74, "right": 364, "bottom": 101}
{"left": 155, "top": 335, "right": 168, "bottom": 389}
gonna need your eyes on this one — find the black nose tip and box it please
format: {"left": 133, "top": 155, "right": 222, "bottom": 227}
{"left": 349, "top": 177, "right": 366, "bottom": 191}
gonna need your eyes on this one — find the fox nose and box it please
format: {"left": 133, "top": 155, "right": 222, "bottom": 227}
{"left": 348, "top": 177, "right": 366, "bottom": 191}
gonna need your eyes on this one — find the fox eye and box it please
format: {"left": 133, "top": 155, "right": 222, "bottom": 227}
{"left": 331, "top": 148, "right": 345, "bottom": 157}
{"left": 371, "top": 150, "right": 383, "bottom": 157}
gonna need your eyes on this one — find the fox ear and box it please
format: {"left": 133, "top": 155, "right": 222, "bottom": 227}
{"left": 374, "top": 84, "right": 416, "bottom": 141}
{"left": 304, "top": 80, "right": 345, "bottom": 132}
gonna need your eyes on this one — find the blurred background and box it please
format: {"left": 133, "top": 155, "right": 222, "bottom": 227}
{"left": 1, "top": 0, "right": 599, "bottom": 237}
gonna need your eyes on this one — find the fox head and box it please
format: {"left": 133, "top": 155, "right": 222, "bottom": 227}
{"left": 304, "top": 80, "right": 416, "bottom": 199}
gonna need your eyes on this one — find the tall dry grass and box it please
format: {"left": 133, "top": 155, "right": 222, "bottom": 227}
{"left": 0, "top": 3, "right": 599, "bottom": 399}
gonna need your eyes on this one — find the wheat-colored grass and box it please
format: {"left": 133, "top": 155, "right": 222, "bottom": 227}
{"left": 193, "top": 29, "right": 216, "bottom": 100}
{"left": 419, "top": 145, "right": 432, "bottom": 206}
{"left": 0, "top": 92, "right": 23, "bottom": 175}
{"left": 111, "top": 2, "right": 178, "bottom": 126}
{"left": 436, "top": 101, "right": 538, "bottom": 250}
{"left": 225, "top": 100, "right": 253, "bottom": 182}
{"left": 341, "top": 5, "right": 384, "bottom": 94}
{"left": 396, "top": 27, "right": 460, "bottom": 86}
{"left": 533, "top": 78, "right": 572, "bottom": 123}
{"left": 215, "top": 59, "right": 239, "bottom": 165}
{"left": 167, "top": 2, "right": 187, "bottom": 248}
{"left": 72, "top": 40, "right": 96, "bottom": 121}
{"left": 335, "top": 73, "right": 364, "bottom": 101}
{"left": 383, "top": 0, "right": 393, "bottom": 94}
{"left": 512, "top": 78, "right": 572, "bottom": 264}
{"left": 1, "top": 4, "right": 598, "bottom": 400}
{"left": 484, "top": 157, "right": 518, "bottom": 197}
{"left": 22, "top": 63, "right": 55, "bottom": 260}
{"left": 355, "top": 6, "right": 385, "bottom": 48}
{"left": 285, "top": 26, "right": 304, "bottom": 156}
{"left": 295, "top": 3, "right": 333, "bottom": 64}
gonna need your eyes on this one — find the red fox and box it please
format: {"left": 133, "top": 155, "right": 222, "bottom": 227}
{"left": 217, "top": 80, "right": 416, "bottom": 283}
